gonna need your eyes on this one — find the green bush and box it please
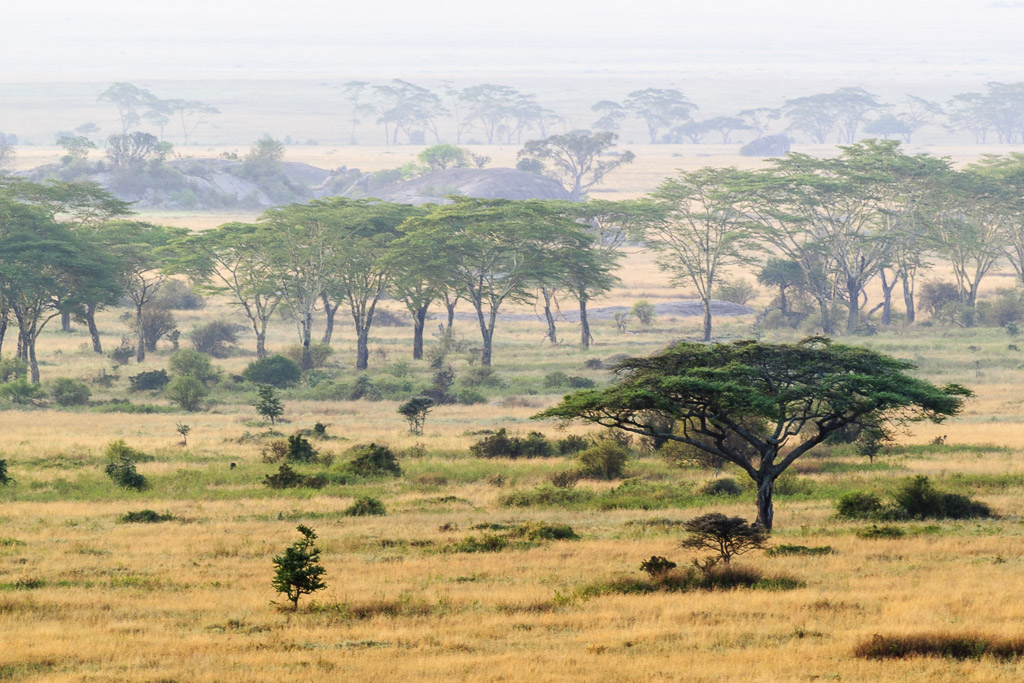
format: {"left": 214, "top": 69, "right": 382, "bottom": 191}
{"left": 854, "top": 632, "right": 1024, "bottom": 661}
{"left": 50, "top": 378, "right": 91, "bottom": 407}
{"left": 119, "top": 509, "right": 174, "bottom": 523}
{"left": 0, "top": 459, "right": 12, "bottom": 486}
{"left": 456, "top": 388, "right": 487, "bottom": 405}
{"left": 263, "top": 463, "right": 326, "bottom": 489}
{"left": 188, "top": 320, "right": 240, "bottom": 358}
{"left": 449, "top": 534, "right": 509, "bottom": 553}
{"left": 556, "top": 435, "right": 590, "bottom": 455}
{"left": 766, "top": 544, "right": 835, "bottom": 557}
{"left": 700, "top": 477, "right": 743, "bottom": 496}
{"left": 343, "top": 496, "right": 386, "bottom": 516}
{"left": 283, "top": 343, "right": 333, "bottom": 370}
{"left": 513, "top": 521, "right": 578, "bottom": 541}
{"left": 836, "top": 491, "right": 886, "bottom": 519}
{"left": 169, "top": 349, "right": 219, "bottom": 384}
{"left": 103, "top": 440, "right": 148, "bottom": 491}
{"left": 163, "top": 376, "right": 208, "bottom": 411}
{"left": 0, "top": 379, "right": 45, "bottom": 405}
{"left": 857, "top": 524, "right": 906, "bottom": 539}
{"left": 0, "top": 355, "right": 28, "bottom": 382}
{"left": 345, "top": 443, "right": 402, "bottom": 477}
{"left": 470, "top": 428, "right": 556, "bottom": 459}
{"left": 893, "top": 475, "right": 991, "bottom": 520}
{"left": 243, "top": 355, "right": 301, "bottom": 388}
{"left": 639, "top": 556, "right": 677, "bottom": 577}
{"left": 129, "top": 369, "right": 170, "bottom": 392}
{"left": 576, "top": 441, "right": 629, "bottom": 480}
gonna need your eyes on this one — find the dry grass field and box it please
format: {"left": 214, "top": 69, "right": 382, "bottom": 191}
{"left": 4, "top": 144, "right": 1024, "bottom": 681}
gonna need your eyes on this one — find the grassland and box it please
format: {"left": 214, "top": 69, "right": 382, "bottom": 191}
{"left": 4, "top": 143, "right": 1024, "bottom": 681}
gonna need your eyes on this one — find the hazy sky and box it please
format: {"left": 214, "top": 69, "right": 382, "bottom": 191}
{"left": 5, "top": 0, "right": 1023, "bottom": 79}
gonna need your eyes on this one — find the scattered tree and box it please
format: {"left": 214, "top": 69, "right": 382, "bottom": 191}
{"left": 272, "top": 525, "right": 327, "bottom": 610}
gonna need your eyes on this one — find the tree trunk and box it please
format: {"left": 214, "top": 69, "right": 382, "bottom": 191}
{"left": 412, "top": 304, "right": 428, "bottom": 360}
{"left": 445, "top": 300, "right": 457, "bottom": 332}
{"left": 86, "top": 303, "right": 103, "bottom": 354}
{"left": 255, "top": 332, "right": 266, "bottom": 360}
{"left": 480, "top": 327, "right": 493, "bottom": 366}
{"left": 0, "top": 312, "right": 7, "bottom": 356}
{"left": 755, "top": 476, "right": 775, "bottom": 531}
{"left": 61, "top": 310, "right": 72, "bottom": 333}
{"left": 355, "top": 327, "right": 370, "bottom": 371}
{"left": 817, "top": 296, "right": 834, "bottom": 336}
{"left": 321, "top": 293, "right": 338, "bottom": 345}
{"left": 702, "top": 298, "right": 712, "bottom": 342}
{"left": 778, "top": 286, "right": 789, "bottom": 316}
{"left": 135, "top": 303, "right": 146, "bottom": 362}
{"left": 901, "top": 272, "right": 916, "bottom": 323}
{"left": 879, "top": 271, "right": 897, "bottom": 327}
{"left": 541, "top": 287, "right": 557, "bottom": 344}
{"left": 300, "top": 311, "right": 313, "bottom": 371}
{"left": 579, "top": 298, "right": 592, "bottom": 349}
{"left": 846, "top": 281, "right": 860, "bottom": 332}
{"left": 28, "top": 339, "right": 40, "bottom": 384}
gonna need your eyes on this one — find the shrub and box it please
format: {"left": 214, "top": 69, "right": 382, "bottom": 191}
{"left": 343, "top": 496, "right": 387, "bottom": 516}
{"left": 714, "top": 279, "right": 758, "bottom": 305}
{"left": 0, "top": 355, "right": 27, "bottom": 382}
{"left": 513, "top": 521, "right": 578, "bottom": 541}
{"left": 163, "top": 376, "right": 208, "bottom": 411}
{"left": 243, "top": 355, "right": 301, "bottom": 388}
{"left": 766, "top": 544, "right": 834, "bottom": 557}
{"left": 919, "top": 281, "right": 961, "bottom": 318}
{"left": 461, "top": 366, "right": 503, "bottom": 388}
{"left": 129, "top": 369, "right": 170, "bottom": 392}
{"left": 640, "top": 555, "right": 678, "bottom": 577}
{"left": 854, "top": 633, "right": 1024, "bottom": 661}
{"left": 283, "top": 343, "right": 333, "bottom": 370}
{"left": 254, "top": 384, "right": 284, "bottom": 424}
{"left": 119, "top": 509, "right": 174, "bottom": 523}
{"left": 556, "top": 435, "right": 590, "bottom": 455}
{"left": 549, "top": 469, "right": 581, "bottom": 488}
{"left": 836, "top": 491, "right": 886, "bottom": 520}
{"left": 103, "top": 440, "right": 148, "bottom": 491}
{"left": 681, "top": 513, "right": 768, "bottom": 569}
{"left": 700, "top": 478, "right": 743, "bottom": 496}
{"left": 263, "top": 463, "right": 325, "bottom": 489}
{"left": 0, "top": 459, "right": 12, "bottom": 486}
{"left": 126, "top": 304, "right": 178, "bottom": 352}
{"left": 0, "top": 379, "right": 45, "bottom": 405}
{"left": 543, "top": 371, "right": 570, "bottom": 388}
{"left": 893, "top": 475, "right": 991, "bottom": 520}
{"left": 857, "top": 524, "right": 905, "bottom": 539}
{"left": 153, "top": 279, "right": 205, "bottom": 310}
{"left": 576, "top": 441, "right": 629, "bottom": 480}
{"left": 168, "top": 349, "right": 218, "bottom": 384}
{"left": 567, "top": 375, "right": 596, "bottom": 389}
{"left": 471, "top": 428, "right": 557, "bottom": 459}
{"left": 284, "top": 434, "right": 317, "bottom": 463}
{"left": 450, "top": 534, "right": 509, "bottom": 553}
{"left": 348, "top": 375, "right": 381, "bottom": 401}
{"left": 456, "top": 388, "right": 487, "bottom": 405}
{"left": 398, "top": 396, "right": 433, "bottom": 434}
{"left": 50, "top": 378, "right": 91, "bottom": 407}
{"left": 272, "top": 525, "right": 327, "bottom": 610}
{"left": 630, "top": 300, "right": 657, "bottom": 327}
{"left": 188, "top": 320, "right": 240, "bottom": 358}
{"left": 346, "top": 443, "right": 402, "bottom": 477}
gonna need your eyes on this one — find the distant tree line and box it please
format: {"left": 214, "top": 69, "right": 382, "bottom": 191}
{"left": 5, "top": 140, "right": 1024, "bottom": 383}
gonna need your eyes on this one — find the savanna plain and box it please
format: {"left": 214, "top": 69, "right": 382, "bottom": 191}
{"left": 3, "top": 142, "right": 1024, "bottom": 683}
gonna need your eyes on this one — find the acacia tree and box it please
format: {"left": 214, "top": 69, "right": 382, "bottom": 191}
{"left": 399, "top": 198, "right": 585, "bottom": 366}
{"left": 537, "top": 338, "right": 971, "bottom": 530}
{"left": 169, "top": 222, "right": 284, "bottom": 358}
{"left": 642, "top": 167, "right": 752, "bottom": 341}
{"left": 98, "top": 82, "right": 158, "bottom": 134}
{"left": 623, "top": 88, "right": 698, "bottom": 144}
{"left": 517, "top": 130, "right": 635, "bottom": 201}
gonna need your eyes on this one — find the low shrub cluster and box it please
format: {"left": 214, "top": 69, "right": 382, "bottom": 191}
{"left": 119, "top": 509, "right": 175, "bottom": 523}
{"left": 576, "top": 564, "right": 802, "bottom": 600}
{"left": 263, "top": 463, "right": 326, "bottom": 489}
{"left": 854, "top": 633, "right": 1024, "bottom": 660}
{"left": 103, "top": 440, "right": 148, "bottom": 491}
{"left": 837, "top": 476, "right": 992, "bottom": 521}
{"left": 471, "top": 429, "right": 555, "bottom": 458}
{"left": 343, "top": 496, "right": 386, "bottom": 516}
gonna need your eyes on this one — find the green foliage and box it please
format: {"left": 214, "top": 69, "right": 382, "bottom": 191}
{"left": 513, "top": 521, "right": 578, "bottom": 541}
{"left": 639, "top": 555, "right": 677, "bottom": 577}
{"left": 242, "top": 355, "right": 301, "bottom": 388}
{"left": 343, "top": 496, "right": 386, "bottom": 516}
{"left": 253, "top": 385, "right": 284, "bottom": 424}
{"left": 700, "top": 478, "right": 743, "bottom": 496}
{"left": 681, "top": 513, "right": 769, "bottom": 570}
{"left": 854, "top": 633, "right": 1024, "bottom": 661}
{"left": 49, "top": 378, "right": 91, "bottom": 407}
{"left": 470, "top": 428, "right": 555, "bottom": 459}
{"left": 556, "top": 435, "right": 590, "bottom": 455}
{"left": 577, "top": 564, "right": 799, "bottom": 599}
{"left": 418, "top": 144, "right": 468, "bottom": 171}
{"left": 629, "top": 300, "right": 656, "bottom": 327}
{"left": 345, "top": 443, "right": 402, "bottom": 478}
{"left": 544, "top": 372, "right": 596, "bottom": 390}
{"left": 128, "top": 369, "right": 170, "bottom": 392}
{"left": 0, "top": 355, "right": 27, "bottom": 382}
{"left": 449, "top": 534, "right": 509, "bottom": 553}
{"left": 576, "top": 441, "right": 629, "bottom": 480}
{"left": 893, "top": 475, "right": 992, "bottom": 520}
{"left": 714, "top": 279, "right": 758, "bottom": 305}
{"left": 103, "top": 440, "right": 148, "bottom": 491}
{"left": 857, "top": 524, "right": 905, "bottom": 539}
{"left": 836, "top": 491, "right": 886, "bottom": 519}
{"left": 188, "top": 320, "right": 239, "bottom": 358}
{"left": 263, "top": 463, "right": 326, "bottom": 489}
{"left": 282, "top": 343, "right": 333, "bottom": 370}
{"left": 272, "top": 525, "right": 327, "bottom": 610}
{"left": 398, "top": 396, "right": 433, "bottom": 434}
{"left": 0, "top": 459, "right": 11, "bottom": 486}
{"left": 455, "top": 388, "right": 487, "bottom": 405}
{"left": 163, "top": 376, "right": 208, "bottom": 411}
{"left": 765, "top": 544, "right": 834, "bottom": 557}
{"left": 168, "top": 349, "right": 218, "bottom": 384}
{"left": 0, "top": 379, "right": 46, "bottom": 405}
{"left": 119, "top": 509, "right": 174, "bottom": 523}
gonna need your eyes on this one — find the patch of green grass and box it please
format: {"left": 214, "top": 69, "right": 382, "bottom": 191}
{"left": 765, "top": 544, "right": 835, "bottom": 557}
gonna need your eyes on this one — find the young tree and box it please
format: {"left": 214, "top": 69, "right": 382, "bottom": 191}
{"left": 682, "top": 513, "right": 768, "bottom": 569}
{"left": 272, "top": 525, "right": 327, "bottom": 610}
{"left": 398, "top": 396, "right": 433, "bottom": 434}
{"left": 537, "top": 338, "right": 971, "bottom": 530}
{"left": 641, "top": 167, "right": 752, "bottom": 341}
{"left": 517, "top": 130, "right": 635, "bottom": 200}
{"left": 418, "top": 144, "right": 468, "bottom": 171}
{"left": 254, "top": 384, "right": 284, "bottom": 424}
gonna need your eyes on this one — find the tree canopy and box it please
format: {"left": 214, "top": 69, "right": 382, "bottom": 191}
{"left": 536, "top": 337, "right": 971, "bottom": 530}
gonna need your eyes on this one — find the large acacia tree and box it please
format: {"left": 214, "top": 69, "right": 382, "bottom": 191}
{"left": 537, "top": 338, "right": 970, "bottom": 530}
